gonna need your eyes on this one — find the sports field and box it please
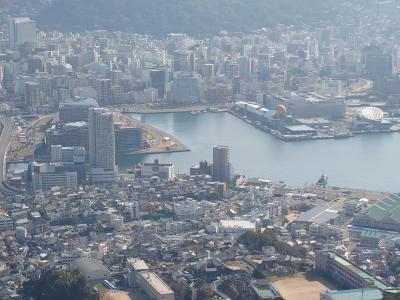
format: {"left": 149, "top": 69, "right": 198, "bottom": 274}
{"left": 273, "top": 271, "right": 337, "bottom": 300}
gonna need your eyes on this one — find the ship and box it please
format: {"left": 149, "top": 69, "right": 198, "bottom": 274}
{"left": 316, "top": 173, "right": 328, "bottom": 187}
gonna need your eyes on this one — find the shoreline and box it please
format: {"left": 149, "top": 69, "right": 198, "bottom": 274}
{"left": 114, "top": 111, "right": 190, "bottom": 155}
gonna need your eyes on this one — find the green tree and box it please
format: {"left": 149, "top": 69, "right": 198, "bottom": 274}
{"left": 23, "top": 269, "right": 99, "bottom": 300}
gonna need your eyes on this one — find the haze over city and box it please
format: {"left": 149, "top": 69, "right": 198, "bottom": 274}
{"left": 0, "top": 1, "right": 400, "bottom": 300}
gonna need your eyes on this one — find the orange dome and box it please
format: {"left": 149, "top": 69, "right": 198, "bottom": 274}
{"left": 276, "top": 104, "right": 287, "bottom": 115}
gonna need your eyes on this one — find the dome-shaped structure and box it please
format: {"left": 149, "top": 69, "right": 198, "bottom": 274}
{"left": 359, "top": 107, "right": 384, "bottom": 122}
{"left": 275, "top": 104, "right": 287, "bottom": 115}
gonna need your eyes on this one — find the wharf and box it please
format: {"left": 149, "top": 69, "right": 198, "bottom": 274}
{"left": 119, "top": 104, "right": 229, "bottom": 114}
{"left": 114, "top": 112, "right": 190, "bottom": 156}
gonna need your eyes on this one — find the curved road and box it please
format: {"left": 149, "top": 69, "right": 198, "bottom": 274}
{"left": 0, "top": 115, "right": 23, "bottom": 195}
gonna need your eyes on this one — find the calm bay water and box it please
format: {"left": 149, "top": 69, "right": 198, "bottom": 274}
{"left": 117, "top": 112, "right": 400, "bottom": 192}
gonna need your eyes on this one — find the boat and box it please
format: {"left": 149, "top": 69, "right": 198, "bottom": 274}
{"left": 316, "top": 173, "right": 328, "bottom": 187}
{"left": 190, "top": 111, "right": 201, "bottom": 115}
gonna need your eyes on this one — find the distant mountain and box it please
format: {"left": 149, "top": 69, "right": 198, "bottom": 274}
{"left": 35, "top": 0, "right": 352, "bottom": 35}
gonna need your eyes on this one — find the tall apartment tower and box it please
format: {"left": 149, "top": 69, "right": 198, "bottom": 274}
{"left": 88, "top": 108, "right": 116, "bottom": 183}
{"left": 25, "top": 82, "right": 40, "bottom": 113}
{"left": 212, "top": 145, "right": 231, "bottom": 182}
{"left": 97, "top": 78, "right": 112, "bottom": 106}
{"left": 9, "top": 17, "right": 37, "bottom": 50}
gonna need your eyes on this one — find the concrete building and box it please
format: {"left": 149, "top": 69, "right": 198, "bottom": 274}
{"left": 46, "top": 122, "right": 89, "bottom": 151}
{"left": 115, "top": 126, "right": 143, "bottom": 153}
{"left": 354, "top": 193, "right": 400, "bottom": 232}
{"left": 9, "top": 17, "right": 37, "bottom": 50}
{"left": 149, "top": 68, "right": 168, "bottom": 99}
{"left": 97, "top": 78, "right": 112, "bottom": 106}
{"left": 32, "top": 163, "right": 78, "bottom": 192}
{"left": 59, "top": 98, "right": 98, "bottom": 122}
{"left": 25, "top": 81, "right": 41, "bottom": 113}
{"left": 212, "top": 145, "right": 231, "bottom": 182}
{"left": 135, "top": 159, "right": 175, "bottom": 180}
{"left": 172, "top": 73, "right": 201, "bottom": 103}
{"left": 0, "top": 212, "right": 13, "bottom": 231}
{"left": 173, "top": 51, "right": 190, "bottom": 72}
{"left": 50, "top": 145, "right": 85, "bottom": 163}
{"left": 219, "top": 219, "right": 256, "bottom": 235}
{"left": 72, "top": 258, "right": 111, "bottom": 282}
{"left": 320, "top": 288, "right": 383, "bottom": 300}
{"left": 88, "top": 108, "right": 116, "bottom": 183}
{"left": 128, "top": 258, "right": 175, "bottom": 300}
{"left": 315, "top": 251, "right": 392, "bottom": 290}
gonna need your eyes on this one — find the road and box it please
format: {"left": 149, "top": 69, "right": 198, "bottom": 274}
{"left": 0, "top": 115, "right": 22, "bottom": 195}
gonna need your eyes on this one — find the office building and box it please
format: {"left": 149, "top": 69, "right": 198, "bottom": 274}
{"left": 135, "top": 159, "right": 175, "bottom": 180}
{"left": 366, "top": 53, "right": 392, "bottom": 79}
{"left": 88, "top": 108, "right": 116, "bottom": 183}
{"left": 212, "top": 145, "right": 231, "bottom": 182}
{"left": 25, "top": 81, "right": 41, "bottom": 113}
{"left": 115, "top": 126, "right": 143, "bottom": 154}
{"left": 46, "top": 122, "right": 89, "bottom": 151}
{"left": 258, "top": 54, "right": 271, "bottom": 81}
{"left": 239, "top": 56, "right": 251, "bottom": 79}
{"left": 225, "top": 62, "right": 239, "bottom": 80}
{"left": 202, "top": 63, "right": 215, "bottom": 80}
{"left": 149, "top": 68, "right": 168, "bottom": 99}
{"left": 172, "top": 73, "right": 201, "bottom": 103}
{"left": 31, "top": 163, "right": 78, "bottom": 192}
{"left": 59, "top": 98, "right": 98, "bottom": 123}
{"left": 50, "top": 145, "right": 85, "bottom": 163}
{"left": 8, "top": 17, "right": 37, "bottom": 50}
{"left": 173, "top": 51, "right": 190, "bottom": 72}
{"left": 97, "top": 78, "right": 112, "bottom": 106}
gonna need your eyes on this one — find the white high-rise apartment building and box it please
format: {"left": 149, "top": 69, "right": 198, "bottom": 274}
{"left": 9, "top": 17, "right": 37, "bottom": 50}
{"left": 88, "top": 108, "right": 116, "bottom": 183}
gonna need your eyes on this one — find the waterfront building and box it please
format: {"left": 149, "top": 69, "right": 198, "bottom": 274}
{"left": 135, "top": 159, "right": 175, "bottom": 180}
{"left": 172, "top": 73, "right": 201, "bottom": 103}
{"left": 115, "top": 126, "right": 143, "bottom": 154}
{"left": 212, "top": 145, "right": 231, "bottom": 182}
{"left": 88, "top": 108, "right": 116, "bottom": 183}
{"left": 149, "top": 68, "right": 168, "bottom": 99}
{"left": 8, "top": 17, "right": 37, "bottom": 50}
{"left": 354, "top": 193, "right": 400, "bottom": 232}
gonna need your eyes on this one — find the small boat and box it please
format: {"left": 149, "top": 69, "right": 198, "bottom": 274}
{"left": 316, "top": 172, "right": 328, "bottom": 187}
{"left": 190, "top": 111, "right": 201, "bottom": 115}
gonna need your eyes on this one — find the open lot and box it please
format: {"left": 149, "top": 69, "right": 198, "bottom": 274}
{"left": 99, "top": 289, "right": 148, "bottom": 300}
{"left": 273, "top": 271, "right": 337, "bottom": 300}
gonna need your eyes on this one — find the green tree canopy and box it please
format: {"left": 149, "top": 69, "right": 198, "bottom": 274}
{"left": 23, "top": 269, "right": 99, "bottom": 300}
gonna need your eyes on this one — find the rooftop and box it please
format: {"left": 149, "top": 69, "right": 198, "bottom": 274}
{"left": 320, "top": 288, "right": 382, "bottom": 300}
{"left": 296, "top": 205, "right": 339, "bottom": 224}
{"left": 137, "top": 271, "right": 174, "bottom": 295}
{"left": 363, "top": 193, "right": 400, "bottom": 223}
{"left": 326, "top": 251, "right": 391, "bottom": 290}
